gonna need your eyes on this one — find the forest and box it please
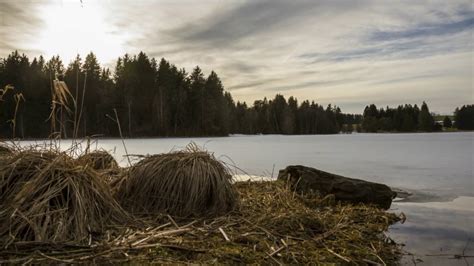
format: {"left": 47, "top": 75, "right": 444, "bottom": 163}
{"left": 0, "top": 51, "right": 470, "bottom": 139}
{"left": 361, "top": 103, "right": 438, "bottom": 132}
{"left": 453, "top": 105, "right": 474, "bottom": 130}
{"left": 0, "top": 51, "right": 358, "bottom": 138}
{"left": 360, "top": 103, "right": 474, "bottom": 132}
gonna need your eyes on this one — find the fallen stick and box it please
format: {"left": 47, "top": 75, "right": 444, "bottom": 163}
{"left": 131, "top": 243, "right": 207, "bottom": 253}
{"left": 37, "top": 251, "right": 74, "bottom": 263}
{"left": 268, "top": 245, "right": 285, "bottom": 257}
{"left": 265, "top": 252, "right": 283, "bottom": 265}
{"left": 326, "top": 248, "right": 350, "bottom": 263}
{"left": 131, "top": 228, "right": 191, "bottom": 247}
{"left": 218, "top": 227, "right": 230, "bottom": 242}
{"left": 167, "top": 215, "right": 179, "bottom": 228}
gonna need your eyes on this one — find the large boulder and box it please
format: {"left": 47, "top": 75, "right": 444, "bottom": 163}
{"left": 277, "top": 165, "right": 396, "bottom": 209}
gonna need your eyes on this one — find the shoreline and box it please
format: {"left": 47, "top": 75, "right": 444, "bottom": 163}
{"left": 2, "top": 130, "right": 473, "bottom": 142}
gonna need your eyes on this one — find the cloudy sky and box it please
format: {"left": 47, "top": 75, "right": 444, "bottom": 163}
{"left": 0, "top": 0, "right": 472, "bottom": 113}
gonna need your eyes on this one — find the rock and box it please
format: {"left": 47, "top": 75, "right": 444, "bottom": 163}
{"left": 277, "top": 165, "right": 396, "bottom": 209}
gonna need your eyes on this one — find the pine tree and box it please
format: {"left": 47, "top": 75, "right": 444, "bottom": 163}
{"left": 418, "top": 101, "right": 434, "bottom": 132}
{"left": 189, "top": 66, "right": 206, "bottom": 135}
{"left": 454, "top": 105, "right": 474, "bottom": 130}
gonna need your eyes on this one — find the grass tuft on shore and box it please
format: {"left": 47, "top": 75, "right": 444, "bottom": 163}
{"left": 115, "top": 143, "right": 237, "bottom": 218}
{"left": 0, "top": 148, "right": 131, "bottom": 246}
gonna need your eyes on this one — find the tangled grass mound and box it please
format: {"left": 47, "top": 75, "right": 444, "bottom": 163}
{"left": 0, "top": 150, "right": 57, "bottom": 204}
{"left": 0, "top": 149, "right": 131, "bottom": 247}
{"left": 78, "top": 150, "right": 119, "bottom": 171}
{"left": 117, "top": 144, "right": 237, "bottom": 217}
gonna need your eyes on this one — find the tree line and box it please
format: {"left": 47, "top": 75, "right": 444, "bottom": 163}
{"left": 360, "top": 103, "right": 473, "bottom": 132}
{"left": 1, "top": 51, "right": 470, "bottom": 138}
{"left": 361, "top": 103, "right": 436, "bottom": 132}
{"left": 0, "top": 51, "right": 358, "bottom": 138}
{"left": 453, "top": 105, "right": 474, "bottom": 130}
{"left": 232, "top": 97, "right": 362, "bottom": 135}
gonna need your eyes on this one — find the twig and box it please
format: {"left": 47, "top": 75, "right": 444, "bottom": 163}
{"left": 370, "top": 242, "right": 386, "bottom": 266}
{"left": 106, "top": 109, "right": 131, "bottom": 167}
{"left": 75, "top": 72, "right": 87, "bottom": 139}
{"left": 147, "top": 222, "right": 172, "bottom": 232}
{"left": 180, "top": 220, "right": 198, "bottom": 229}
{"left": 167, "top": 215, "right": 179, "bottom": 228}
{"left": 326, "top": 248, "right": 350, "bottom": 263}
{"left": 131, "top": 243, "right": 207, "bottom": 253}
{"left": 268, "top": 245, "right": 285, "bottom": 257}
{"left": 72, "top": 64, "right": 79, "bottom": 145}
{"left": 37, "top": 251, "right": 74, "bottom": 263}
{"left": 266, "top": 252, "right": 283, "bottom": 265}
{"left": 242, "top": 218, "right": 276, "bottom": 239}
{"left": 218, "top": 227, "right": 230, "bottom": 242}
{"left": 20, "top": 257, "right": 34, "bottom": 265}
{"left": 131, "top": 228, "right": 191, "bottom": 247}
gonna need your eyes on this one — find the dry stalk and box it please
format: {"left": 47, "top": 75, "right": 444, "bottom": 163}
{"left": 74, "top": 72, "right": 87, "bottom": 139}
{"left": 105, "top": 109, "right": 131, "bottom": 167}
{"left": 8, "top": 93, "right": 25, "bottom": 138}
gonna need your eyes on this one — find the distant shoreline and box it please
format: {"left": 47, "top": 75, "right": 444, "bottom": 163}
{"left": 1, "top": 130, "right": 473, "bottom": 142}
{"left": 352, "top": 130, "right": 472, "bottom": 134}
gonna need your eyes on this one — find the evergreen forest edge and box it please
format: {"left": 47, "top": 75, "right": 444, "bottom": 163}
{"left": 1, "top": 51, "right": 472, "bottom": 139}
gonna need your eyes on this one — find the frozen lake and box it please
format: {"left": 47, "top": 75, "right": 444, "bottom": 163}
{"left": 18, "top": 132, "right": 474, "bottom": 264}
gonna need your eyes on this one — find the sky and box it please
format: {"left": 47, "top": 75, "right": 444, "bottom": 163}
{"left": 0, "top": 0, "right": 472, "bottom": 114}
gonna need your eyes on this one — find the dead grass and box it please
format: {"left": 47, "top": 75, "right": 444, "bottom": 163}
{"left": 0, "top": 180, "right": 402, "bottom": 264}
{"left": 0, "top": 148, "right": 131, "bottom": 247}
{"left": 116, "top": 143, "right": 237, "bottom": 218}
{"left": 78, "top": 150, "right": 119, "bottom": 171}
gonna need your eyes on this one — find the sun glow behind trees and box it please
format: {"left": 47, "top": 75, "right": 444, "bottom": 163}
{"left": 35, "top": 1, "right": 127, "bottom": 65}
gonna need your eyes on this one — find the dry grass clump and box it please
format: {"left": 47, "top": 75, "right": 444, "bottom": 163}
{"left": 0, "top": 150, "right": 57, "bottom": 204}
{"left": 0, "top": 143, "right": 14, "bottom": 158}
{"left": 117, "top": 144, "right": 237, "bottom": 217}
{"left": 0, "top": 149, "right": 131, "bottom": 247}
{"left": 78, "top": 150, "right": 118, "bottom": 171}
{"left": 0, "top": 145, "right": 11, "bottom": 155}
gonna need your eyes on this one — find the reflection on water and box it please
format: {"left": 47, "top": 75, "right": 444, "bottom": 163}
{"left": 390, "top": 199, "right": 474, "bottom": 265}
